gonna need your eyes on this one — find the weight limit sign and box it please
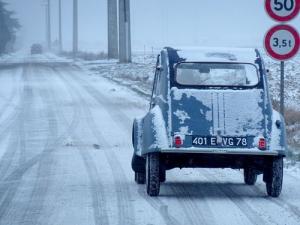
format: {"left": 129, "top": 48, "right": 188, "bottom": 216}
{"left": 265, "top": 0, "right": 300, "bottom": 22}
{"left": 264, "top": 24, "right": 300, "bottom": 61}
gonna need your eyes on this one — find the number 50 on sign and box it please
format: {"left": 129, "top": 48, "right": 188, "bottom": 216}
{"left": 265, "top": 0, "right": 300, "bottom": 21}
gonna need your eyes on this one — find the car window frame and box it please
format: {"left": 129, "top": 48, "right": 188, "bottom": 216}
{"left": 150, "top": 55, "right": 161, "bottom": 109}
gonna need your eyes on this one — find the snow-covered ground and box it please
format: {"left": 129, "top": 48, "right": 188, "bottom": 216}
{"left": 0, "top": 53, "right": 300, "bottom": 224}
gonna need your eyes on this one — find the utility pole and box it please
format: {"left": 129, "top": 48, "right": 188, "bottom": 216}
{"left": 119, "top": 0, "right": 131, "bottom": 63}
{"left": 46, "top": 0, "right": 51, "bottom": 50}
{"left": 107, "top": 0, "right": 118, "bottom": 59}
{"left": 58, "top": 0, "right": 62, "bottom": 52}
{"left": 73, "top": 0, "right": 78, "bottom": 56}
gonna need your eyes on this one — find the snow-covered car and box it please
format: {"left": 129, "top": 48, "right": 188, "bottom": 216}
{"left": 132, "top": 47, "right": 287, "bottom": 197}
{"left": 31, "top": 44, "right": 43, "bottom": 54}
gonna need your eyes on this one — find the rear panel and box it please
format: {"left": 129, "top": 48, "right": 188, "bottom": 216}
{"left": 170, "top": 88, "right": 267, "bottom": 149}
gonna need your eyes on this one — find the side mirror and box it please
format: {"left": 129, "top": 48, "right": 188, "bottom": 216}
{"left": 156, "top": 65, "right": 163, "bottom": 71}
{"left": 275, "top": 120, "right": 281, "bottom": 128}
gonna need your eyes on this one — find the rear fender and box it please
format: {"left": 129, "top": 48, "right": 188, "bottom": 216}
{"left": 132, "top": 118, "right": 143, "bottom": 156}
{"left": 132, "top": 119, "right": 146, "bottom": 172}
{"left": 141, "top": 106, "right": 169, "bottom": 155}
{"left": 270, "top": 110, "right": 287, "bottom": 156}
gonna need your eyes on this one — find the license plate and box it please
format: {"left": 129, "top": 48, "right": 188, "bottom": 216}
{"left": 192, "top": 136, "right": 248, "bottom": 148}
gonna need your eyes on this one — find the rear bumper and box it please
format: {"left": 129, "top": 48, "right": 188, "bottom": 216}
{"left": 160, "top": 148, "right": 283, "bottom": 156}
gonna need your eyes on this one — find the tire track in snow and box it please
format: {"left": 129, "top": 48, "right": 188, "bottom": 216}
{"left": 137, "top": 186, "right": 182, "bottom": 225}
{"left": 20, "top": 76, "right": 58, "bottom": 225}
{"left": 228, "top": 169, "right": 300, "bottom": 223}
{"left": 0, "top": 66, "right": 82, "bottom": 182}
{"left": 0, "top": 66, "right": 36, "bottom": 221}
{"left": 0, "top": 67, "right": 21, "bottom": 121}
{"left": 0, "top": 65, "right": 79, "bottom": 223}
{"left": 50, "top": 66, "right": 110, "bottom": 225}
{"left": 0, "top": 67, "right": 23, "bottom": 144}
{"left": 170, "top": 185, "right": 215, "bottom": 225}
{"left": 66, "top": 66, "right": 216, "bottom": 225}
{"left": 253, "top": 186, "right": 300, "bottom": 222}
{"left": 0, "top": 67, "right": 23, "bottom": 179}
{"left": 0, "top": 65, "right": 57, "bottom": 224}
{"left": 55, "top": 66, "right": 137, "bottom": 225}
{"left": 65, "top": 67, "right": 188, "bottom": 225}
{"left": 64, "top": 74, "right": 135, "bottom": 225}
{"left": 77, "top": 147, "right": 110, "bottom": 225}
{"left": 202, "top": 170, "right": 268, "bottom": 225}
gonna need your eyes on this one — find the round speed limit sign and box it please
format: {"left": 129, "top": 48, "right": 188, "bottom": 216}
{"left": 264, "top": 25, "right": 300, "bottom": 61}
{"left": 265, "top": 0, "right": 300, "bottom": 21}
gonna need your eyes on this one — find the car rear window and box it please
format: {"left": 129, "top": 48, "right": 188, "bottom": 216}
{"left": 176, "top": 63, "right": 259, "bottom": 87}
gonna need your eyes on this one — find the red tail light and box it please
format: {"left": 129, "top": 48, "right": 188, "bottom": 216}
{"left": 258, "top": 138, "right": 266, "bottom": 150}
{"left": 174, "top": 136, "right": 182, "bottom": 148}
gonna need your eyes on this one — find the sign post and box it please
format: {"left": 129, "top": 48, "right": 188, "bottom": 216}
{"left": 264, "top": 0, "right": 300, "bottom": 117}
{"left": 280, "top": 61, "right": 285, "bottom": 116}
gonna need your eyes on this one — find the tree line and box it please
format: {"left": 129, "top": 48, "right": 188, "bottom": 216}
{"left": 0, "top": 0, "right": 20, "bottom": 54}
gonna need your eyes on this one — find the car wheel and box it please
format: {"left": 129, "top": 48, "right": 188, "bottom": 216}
{"left": 135, "top": 172, "right": 146, "bottom": 184}
{"left": 265, "top": 157, "right": 283, "bottom": 197}
{"left": 244, "top": 167, "right": 257, "bottom": 185}
{"left": 146, "top": 152, "right": 160, "bottom": 196}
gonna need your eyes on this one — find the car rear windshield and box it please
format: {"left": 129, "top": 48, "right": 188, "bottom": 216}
{"left": 176, "top": 63, "right": 259, "bottom": 87}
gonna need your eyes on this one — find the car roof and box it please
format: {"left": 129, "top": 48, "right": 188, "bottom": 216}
{"left": 168, "top": 47, "right": 259, "bottom": 64}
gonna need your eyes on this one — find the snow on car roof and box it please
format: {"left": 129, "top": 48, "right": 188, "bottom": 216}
{"left": 175, "top": 47, "right": 258, "bottom": 64}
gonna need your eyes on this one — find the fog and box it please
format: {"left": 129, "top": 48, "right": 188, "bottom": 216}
{"left": 6, "top": 0, "right": 300, "bottom": 52}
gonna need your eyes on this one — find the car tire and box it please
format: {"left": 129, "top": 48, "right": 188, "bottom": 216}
{"left": 160, "top": 167, "right": 166, "bottom": 183}
{"left": 265, "top": 157, "right": 283, "bottom": 197}
{"left": 146, "top": 152, "right": 160, "bottom": 196}
{"left": 135, "top": 172, "right": 146, "bottom": 184}
{"left": 244, "top": 167, "right": 257, "bottom": 185}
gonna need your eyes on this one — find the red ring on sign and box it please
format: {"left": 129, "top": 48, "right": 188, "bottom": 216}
{"left": 264, "top": 24, "right": 300, "bottom": 61}
{"left": 265, "top": 0, "right": 300, "bottom": 22}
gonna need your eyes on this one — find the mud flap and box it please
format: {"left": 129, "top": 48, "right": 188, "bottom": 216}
{"left": 131, "top": 154, "right": 146, "bottom": 173}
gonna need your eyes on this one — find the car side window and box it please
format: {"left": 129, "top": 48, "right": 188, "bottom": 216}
{"left": 150, "top": 55, "right": 161, "bottom": 109}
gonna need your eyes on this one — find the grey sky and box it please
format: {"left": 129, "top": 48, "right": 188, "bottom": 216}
{"left": 6, "top": 0, "right": 300, "bottom": 52}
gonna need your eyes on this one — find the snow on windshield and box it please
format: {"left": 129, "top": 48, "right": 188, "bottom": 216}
{"left": 176, "top": 63, "right": 259, "bottom": 87}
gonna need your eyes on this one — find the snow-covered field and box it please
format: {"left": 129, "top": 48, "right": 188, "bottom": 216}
{"left": 0, "top": 53, "right": 299, "bottom": 224}
{"left": 264, "top": 56, "right": 300, "bottom": 110}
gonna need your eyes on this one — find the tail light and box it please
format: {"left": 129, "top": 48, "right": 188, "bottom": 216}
{"left": 258, "top": 138, "right": 266, "bottom": 150}
{"left": 174, "top": 136, "right": 182, "bottom": 148}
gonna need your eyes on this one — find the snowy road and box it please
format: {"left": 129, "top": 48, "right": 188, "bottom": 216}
{"left": 0, "top": 60, "right": 300, "bottom": 225}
